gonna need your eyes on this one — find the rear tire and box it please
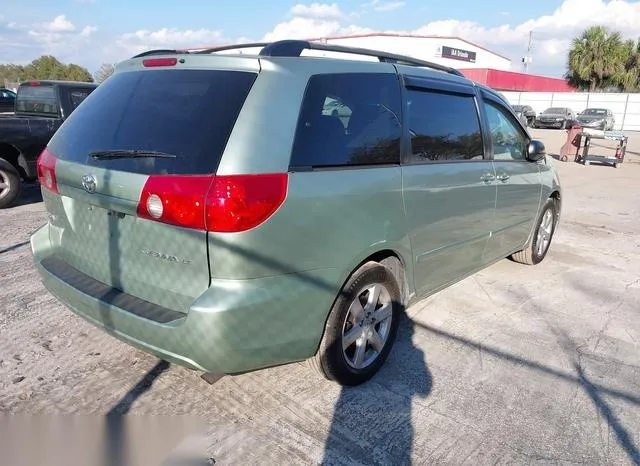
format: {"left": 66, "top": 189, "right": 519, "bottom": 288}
{"left": 0, "top": 158, "right": 22, "bottom": 209}
{"left": 511, "top": 198, "right": 558, "bottom": 266}
{"left": 310, "top": 262, "right": 401, "bottom": 386}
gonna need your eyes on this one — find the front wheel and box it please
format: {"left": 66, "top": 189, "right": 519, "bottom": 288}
{"left": 511, "top": 198, "right": 558, "bottom": 265}
{"left": 0, "top": 158, "right": 22, "bottom": 209}
{"left": 311, "top": 262, "right": 401, "bottom": 386}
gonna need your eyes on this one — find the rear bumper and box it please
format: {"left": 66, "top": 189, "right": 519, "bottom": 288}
{"left": 31, "top": 224, "right": 340, "bottom": 374}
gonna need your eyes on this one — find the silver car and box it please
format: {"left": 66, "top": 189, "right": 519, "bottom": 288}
{"left": 576, "top": 108, "right": 615, "bottom": 130}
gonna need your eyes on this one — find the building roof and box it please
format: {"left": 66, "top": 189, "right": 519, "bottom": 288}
{"left": 304, "top": 33, "right": 512, "bottom": 62}
{"left": 182, "top": 33, "right": 511, "bottom": 62}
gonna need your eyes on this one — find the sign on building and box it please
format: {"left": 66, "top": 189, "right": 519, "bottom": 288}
{"left": 441, "top": 46, "right": 476, "bottom": 63}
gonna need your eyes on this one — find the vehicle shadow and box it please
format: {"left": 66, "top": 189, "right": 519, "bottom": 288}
{"left": 321, "top": 313, "right": 432, "bottom": 465}
{"left": 98, "top": 229, "right": 640, "bottom": 464}
{"left": 0, "top": 239, "right": 30, "bottom": 254}
{"left": 10, "top": 182, "right": 42, "bottom": 207}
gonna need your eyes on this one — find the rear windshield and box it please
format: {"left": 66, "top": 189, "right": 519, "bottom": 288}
{"left": 48, "top": 69, "right": 257, "bottom": 175}
{"left": 15, "top": 84, "right": 58, "bottom": 116}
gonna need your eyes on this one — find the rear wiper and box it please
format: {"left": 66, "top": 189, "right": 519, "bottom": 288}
{"left": 89, "top": 150, "right": 177, "bottom": 160}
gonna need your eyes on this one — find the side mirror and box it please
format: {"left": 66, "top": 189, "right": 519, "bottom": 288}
{"left": 527, "top": 140, "right": 546, "bottom": 162}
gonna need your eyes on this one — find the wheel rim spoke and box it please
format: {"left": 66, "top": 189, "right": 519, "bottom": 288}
{"left": 353, "top": 338, "right": 367, "bottom": 368}
{"left": 365, "top": 284, "right": 381, "bottom": 312}
{"left": 0, "top": 182, "right": 7, "bottom": 190}
{"left": 343, "top": 324, "right": 363, "bottom": 350}
{"left": 348, "top": 299, "right": 365, "bottom": 323}
{"left": 368, "top": 329, "right": 385, "bottom": 353}
{"left": 374, "top": 302, "right": 392, "bottom": 324}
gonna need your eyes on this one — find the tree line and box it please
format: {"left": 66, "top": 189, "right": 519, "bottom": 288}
{"left": 0, "top": 56, "right": 116, "bottom": 86}
{"left": 567, "top": 26, "right": 640, "bottom": 92}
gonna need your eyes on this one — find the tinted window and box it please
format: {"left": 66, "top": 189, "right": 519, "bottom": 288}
{"left": 15, "top": 85, "right": 58, "bottom": 116}
{"left": 48, "top": 70, "right": 257, "bottom": 175}
{"left": 290, "top": 73, "right": 402, "bottom": 168}
{"left": 69, "top": 89, "right": 92, "bottom": 110}
{"left": 484, "top": 100, "right": 528, "bottom": 161}
{"left": 406, "top": 89, "right": 483, "bottom": 162}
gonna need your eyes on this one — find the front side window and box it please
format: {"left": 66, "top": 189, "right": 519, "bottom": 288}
{"left": 290, "top": 73, "right": 402, "bottom": 168}
{"left": 484, "top": 100, "right": 528, "bottom": 161}
{"left": 406, "top": 89, "right": 483, "bottom": 162}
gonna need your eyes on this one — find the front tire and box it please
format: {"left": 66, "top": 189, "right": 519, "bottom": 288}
{"left": 511, "top": 198, "right": 558, "bottom": 265}
{"left": 0, "top": 158, "right": 22, "bottom": 209}
{"left": 311, "top": 262, "right": 401, "bottom": 386}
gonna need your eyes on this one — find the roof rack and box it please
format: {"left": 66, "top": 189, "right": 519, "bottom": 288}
{"left": 259, "top": 40, "right": 465, "bottom": 77}
{"left": 131, "top": 40, "right": 465, "bottom": 77}
{"left": 131, "top": 49, "right": 186, "bottom": 59}
{"left": 191, "top": 42, "right": 270, "bottom": 54}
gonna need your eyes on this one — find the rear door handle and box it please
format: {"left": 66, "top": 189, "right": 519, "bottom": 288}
{"left": 480, "top": 173, "right": 495, "bottom": 183}
{"left": 496, "top": 173, "right": 510, "bottom": 182}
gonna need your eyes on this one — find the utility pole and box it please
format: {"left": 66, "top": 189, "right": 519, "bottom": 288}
{"left": 522, "top": 30, "right": 533, "bottom": 73}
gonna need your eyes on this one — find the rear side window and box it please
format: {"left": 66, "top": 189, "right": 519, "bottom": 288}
{"left": 15, "top": 85, "right": 58, "bottom": 116}
{"left": 406, "top": 89, "right": 483, "bottom": 162}
{"left": 48, "top": 69, "right": 257, "bottom": 175}
{"left": 69, "top": 89, "right": 92, "bottom": 110}
{"left": 290, "top": 73, "right": 402, "bottom": 168}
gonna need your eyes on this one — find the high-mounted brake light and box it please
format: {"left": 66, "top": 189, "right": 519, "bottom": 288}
{"left": 37, "top": 148, "right": 59, "bottom": 194}
{"left": 142, "top": 58, "right": 178, "bottom": 67}
{"left": 30, "top": 81, "right": 41, "bottom": 86}
{"left": 137, "top": 173, "right": 288, "bottom": 232}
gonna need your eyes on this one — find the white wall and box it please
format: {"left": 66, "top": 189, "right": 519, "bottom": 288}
{"left": 502, "top": 91, "right": 640, "bottom": 132}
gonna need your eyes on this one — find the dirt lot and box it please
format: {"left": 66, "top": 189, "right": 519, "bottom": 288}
{"left": 1, "top": 129, "right": 639, "bottom": 465}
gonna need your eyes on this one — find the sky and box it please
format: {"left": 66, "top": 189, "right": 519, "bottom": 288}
{"left": 1, "top": 0, "right": 640, "bottom": 78}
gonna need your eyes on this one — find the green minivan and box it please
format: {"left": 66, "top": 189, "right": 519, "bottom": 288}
{"left": 31, "top": 41, "right": 561, "bottom": 386}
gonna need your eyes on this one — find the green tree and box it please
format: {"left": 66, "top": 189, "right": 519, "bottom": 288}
{"left": 612, "top": 39, "right": 640, "bottom": 92}
{"left": 93, "top": 63, "right": 116, "bottom": 83}
{"left": 567, "top": 26, "right": 625, "bottom": 91}
{"left": 0, "top": 55, "right": 93, "bottom": 84}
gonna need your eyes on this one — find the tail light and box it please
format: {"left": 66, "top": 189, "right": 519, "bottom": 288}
{"left": 37, "top": 148, "right": 59, "bottom": 194}
{"left": 137, "top": 173, "right": 288, "bottom": 232}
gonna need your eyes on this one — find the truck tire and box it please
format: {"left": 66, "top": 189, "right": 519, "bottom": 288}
{"left": 0, "top": 158, "right": 22, "bottom": 209}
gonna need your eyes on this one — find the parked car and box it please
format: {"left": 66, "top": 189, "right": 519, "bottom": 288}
{"left": 0, "top": 80, "right": 97, "bottom": 208}
{"left": 576, "top": 108, "right": 615, "bottom": 130}
{"left": 511, "top": 104, "right": 536, "bottom": 127}
{"left": 0, "top": 88, "right": 16, "bottom": 113}
{"left": 534, "top": 107, "right": 575, "bottom": 129}
{"left": 30, "top": 40, "right": 562, "bottom": 386}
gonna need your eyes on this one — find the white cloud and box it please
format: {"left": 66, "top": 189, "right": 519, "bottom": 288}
{"left": 114, "top": 27, "right": 223, "bottom": 56}
{"left": 40, "top": 14, "right": 76, "bottom": 33}
{"left": 81, "top": 25, "right": 98, "bottom": 37}
{"left": 289, "top": 3, "right": 343, "bottom": 19}
{"left": 362, "top": 0, "right": 406, "bottom": 12}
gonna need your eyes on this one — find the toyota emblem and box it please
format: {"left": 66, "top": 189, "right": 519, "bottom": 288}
{"left": 82, "top": 174, "right": 97, "bottom": 193}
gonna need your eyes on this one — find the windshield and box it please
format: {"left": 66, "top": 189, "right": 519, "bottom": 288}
{"left": 543, "top": 108, "right": 565, "bottom": 114}
{"left": 48, "top": 69, "right": 258, "bottom": 176}
{"left": 582, "top": 108, "right": 607, "bottom": 116}
{"left": 512, "top": 105, "right": 524, "bottom": 112}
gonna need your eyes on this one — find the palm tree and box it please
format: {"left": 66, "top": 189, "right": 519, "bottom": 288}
{"left": 567, "top": 26, "right": 625, "bottom": 92}
{"left": 613, "top": 39, "right": 640, "bottom": 92}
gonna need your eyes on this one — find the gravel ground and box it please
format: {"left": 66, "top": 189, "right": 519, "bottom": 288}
{"left": 1, "top": 129, "right": 639, "bottom": 465}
